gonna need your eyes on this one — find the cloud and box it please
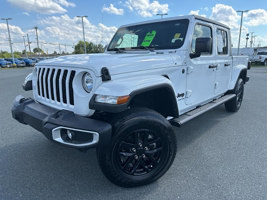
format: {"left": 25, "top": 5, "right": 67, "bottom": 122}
{"left": 22, "top": 12, "right": 30, "bottom": 16}
{"left": 253, "top": 35, "right": 267, "bottom": 47}
{"left": 102, "top": 4, "right": 124, "bottom": 15}
{"left": 209, "top": 4, "right": 251, "bottom": 48}
{"left": 210, "top": 4, "right": 240, "bottom": 29}
{"left": 189, "top": 10, "right": 206, "bottom": 17}
{"left": 125, "top": 0, "right": 168, "bottom": 17}
{"left": 202, "top": 7, "right": 209, "bottom": 12}
{"left": 56, "top": 0, "right": 75, "bottom": 7}
{"left": 40, "top": 14, "right": 117, "bottom": 45}
{"left": 0, "top": 23, "right": 26, "bottom": 52}
{"left": 244, "top": 9, "right": 267, "bottom": 26}
{"left": 7, "top": 0, "right": 75, "bottom": 14}
{"left": 0, "top": 14, "right": 117, "bottom": 53}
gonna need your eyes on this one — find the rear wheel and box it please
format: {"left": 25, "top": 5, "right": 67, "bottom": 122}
{"left": 97, "top": 108, "right": 177, "bottom": 187}
{"left": 225, "top": 78, "right": 244, "bottom": 112}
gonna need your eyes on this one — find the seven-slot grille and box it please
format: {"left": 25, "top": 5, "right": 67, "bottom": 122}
{"left": 36, "top": 67, "right": 76, "bottom": 105}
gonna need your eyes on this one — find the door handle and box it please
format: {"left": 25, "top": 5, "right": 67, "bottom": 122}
{"left": 209, "top": 64, "right": 218, "bottom": 69}
{"left": 224, "top": 63, "right": 230, "bottom": 66}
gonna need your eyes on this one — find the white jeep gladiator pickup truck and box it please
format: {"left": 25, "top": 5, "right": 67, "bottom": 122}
{"left": 12, "top": 15, "right": 250, "bottom": 187}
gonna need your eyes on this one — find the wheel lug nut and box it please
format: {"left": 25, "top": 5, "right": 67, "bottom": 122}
{"left": 134, "top": 155, "right": 139, "bottom": 160}
{"left": 144, "top": 147, "right": 149, "bottom": 151}
{"left": 142, "top": 154, "right": 146, "bottom": 158}
{"left": 150, "top": 165, "right": 153, "bottom": 168}
{"left": 139, "top": 143, "right": 142, "bottom": 147}
{"left": 132, "top": 148, "right": 136, "bottom": 153}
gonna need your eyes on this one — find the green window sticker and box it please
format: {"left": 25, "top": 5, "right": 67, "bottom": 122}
{"left": 141, "top": 30, "right": 156, "bottom": 47}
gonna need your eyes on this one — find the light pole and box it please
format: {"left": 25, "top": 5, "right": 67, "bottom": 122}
{"left": 245, "top": 33, "right": 249, "bottom": 48}
{"left": 34, "top": 26, "right": 40, "bottom": 55}
{"left": 250, "top": 32, "right": 254, "bottom": 48}
{"left": 77, "top": 15, "right": 88, "bottom": 54}
{"left": 156, "top": 13, "right": 168, "bottom": 19}
{"left": 23, "top": 36, "right": 28, "bottom": 58}
{"left": 237, "top": 10, "right": 249, "bottom": 55}
{"left": 27, "top": 34, "right": 32, "bottom": 56}
{"left": 1, "top": 18, "right": 14, "bottom": 64}
{"left": 253, "top": 35, "right": 257, "bottom": 47}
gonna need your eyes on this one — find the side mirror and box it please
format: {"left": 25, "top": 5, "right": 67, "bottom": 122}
{"left": 190, "top": 52, "right": 201, "bottom": 59}
{"left": 190, "top": 37, "right": 212, "bottom": 59}
{"left": 195, "top": 37, "right": 212, "bottom": 54}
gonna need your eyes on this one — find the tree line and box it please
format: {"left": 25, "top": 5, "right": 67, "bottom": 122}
{"left": 73, "top": 41, "right": 105, "bottom": 54}
{"left": 0, "top": 41, "right": 105, "bottom": 58}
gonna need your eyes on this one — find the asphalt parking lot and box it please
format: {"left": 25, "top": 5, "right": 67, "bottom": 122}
{"left": 0, "top": 67, "right": 267, "bottom": 200}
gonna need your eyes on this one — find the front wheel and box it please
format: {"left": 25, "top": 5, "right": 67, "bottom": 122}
{"left": 225, "top": 78, "right": 244, "bottom": 112}
{"left": 97, "top": 108, "right": 177, "bottom": 187}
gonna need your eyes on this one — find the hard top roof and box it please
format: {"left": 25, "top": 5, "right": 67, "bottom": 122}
{"left": 120, "top": 15, "right": 230, "bottom": 30}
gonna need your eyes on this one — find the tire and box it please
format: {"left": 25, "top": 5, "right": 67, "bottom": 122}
{"left": 97, "top": 108, "right": 177, "bottom": 187}
{"left": 264, "top": 59, "right": 267, "bottom": 66}
{"left": 225, "top": 78, "right": 244, "bottom": 112}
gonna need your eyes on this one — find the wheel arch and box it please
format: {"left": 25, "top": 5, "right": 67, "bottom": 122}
{"left": 129, "top": 84, "right": 179, "bottom": 118}
{"left": 90, "top": 75, "right": 179, "bottom": 118}
{"left": 229, "top": 65, "right": 248, "bottom": 90}
{"left": 239, "top": 69, "right": 247, "bottom": 83}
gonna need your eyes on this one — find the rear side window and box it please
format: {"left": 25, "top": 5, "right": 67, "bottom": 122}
{"left": 191, "top": 24, "right": 212, "bottom": 55}
{"left": 216, "top": 29, "right": 228, "bottom": 55}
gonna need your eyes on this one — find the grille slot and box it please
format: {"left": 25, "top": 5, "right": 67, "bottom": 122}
{"left": 62, "top": 70, "right": 68, "bottom": 104}
{"left": 45, "top": 68, "right": 50, "bottom": 99}
{"left": 55, "top": 69, "right": 61, "bottom": 102}
{"left": 69, "top": 71, "right": 75, "bottom": 105}
{"left": 36, "top": 67, "right": 75, "bottom": 106}
{"left": 50, "top": 69, "right": 55, "bottom": 100}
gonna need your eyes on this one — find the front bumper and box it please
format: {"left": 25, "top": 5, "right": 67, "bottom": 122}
{"left": 11, "top": 96, "right": 112, "bottom": 149}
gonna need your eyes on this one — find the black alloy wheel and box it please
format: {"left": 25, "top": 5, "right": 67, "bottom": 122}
{"left": 97, "top": 108, "right": 177, "bottom": 187}
{"left": 114, "top": 129, "right": 166, "bottom": 176}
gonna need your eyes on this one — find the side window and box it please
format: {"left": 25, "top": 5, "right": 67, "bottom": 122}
{"left": 217, "top": 29, "right": 228, "bottom": 55}
{"left": 192, "top": 24, "right": 212, "bottom": 54}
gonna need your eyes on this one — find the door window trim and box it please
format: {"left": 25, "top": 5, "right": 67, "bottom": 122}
{"left": 216, "top": 28, "right": 229, "bottom": 56}
{"left": 190, "top": 22, "right": 214, "bottom": 57}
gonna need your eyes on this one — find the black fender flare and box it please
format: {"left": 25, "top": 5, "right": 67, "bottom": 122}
{"left": 90, "top": 83, "right": 179, "bottom": 117}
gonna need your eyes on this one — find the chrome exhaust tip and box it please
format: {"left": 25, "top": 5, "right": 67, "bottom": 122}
{"left": 52, "top": 126, "right": 99, "bottom": 148}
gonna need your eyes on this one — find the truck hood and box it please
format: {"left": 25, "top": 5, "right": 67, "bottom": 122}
{"left": 37, "top": 53, "right": 177, "bottom": 76}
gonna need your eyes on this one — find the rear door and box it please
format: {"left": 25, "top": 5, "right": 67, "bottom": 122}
{"left": 214, "top": 27, "right": 232, "bottom": 95}
{"left": 185, "top": 22, "right": 216, "bottom": 106}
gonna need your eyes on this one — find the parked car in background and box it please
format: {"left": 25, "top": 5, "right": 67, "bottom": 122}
{"left": 18, "top": 58, "right": 35, "bottom": 67}
{"left": 0, "top": 58, "right": 12, "bottom": 68}
{"left": 5, "top": 58, "right": 26, "bottom": 67}
{"left": 254, "top": 52, "right": 267, "bottom": 66}
{"left": 29, "top": 58, "right": 39, "bottom": 63}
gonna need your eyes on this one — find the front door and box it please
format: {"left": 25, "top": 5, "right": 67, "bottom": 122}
{"left": 185, "top": 22, "right": 216, "bottom": 106}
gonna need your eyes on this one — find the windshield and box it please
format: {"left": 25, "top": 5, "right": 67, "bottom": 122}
{"left": 108, "top": 19, "right": 189, "bottom": 51}
{"left": 257, "top": 52, "right": 267, "bottom": 55}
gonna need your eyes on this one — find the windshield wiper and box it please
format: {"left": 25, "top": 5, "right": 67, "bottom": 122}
{"left": 108, "top": 48, "right": 125, "bottom": 53}
{"left": 131, "top": 46, "right": 155, "bottom": 52}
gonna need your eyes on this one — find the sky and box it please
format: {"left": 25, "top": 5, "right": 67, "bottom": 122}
{"left": 0, "top": 0, "right": 267, "bottom": 54}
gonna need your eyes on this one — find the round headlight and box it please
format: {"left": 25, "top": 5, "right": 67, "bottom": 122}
{"left": 82, "top": 72, "right": 94, "bottom": 93}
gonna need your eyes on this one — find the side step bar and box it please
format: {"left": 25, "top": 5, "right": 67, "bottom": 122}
{"left": 170, "top": 94, "right": 236, "bottom": 127}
